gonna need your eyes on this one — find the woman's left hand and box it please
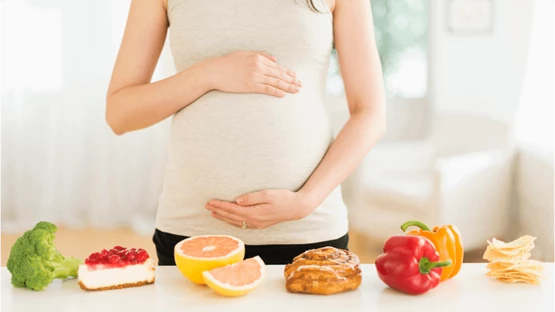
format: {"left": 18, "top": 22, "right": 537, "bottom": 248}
{"left": 205, "top": 189, "right": 313, "bottom": 229}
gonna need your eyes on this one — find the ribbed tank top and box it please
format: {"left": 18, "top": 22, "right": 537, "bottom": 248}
{"left": 156, "top": 0, "right": 349, "bottom": 245}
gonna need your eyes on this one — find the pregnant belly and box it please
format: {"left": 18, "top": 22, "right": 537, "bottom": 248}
{"left": 163, "top": 91, "right": 333, "bottom": 203}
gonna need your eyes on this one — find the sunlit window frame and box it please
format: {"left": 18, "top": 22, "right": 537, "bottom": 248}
{"left": 326, "top": 0, "right": 432, "bottom": 105}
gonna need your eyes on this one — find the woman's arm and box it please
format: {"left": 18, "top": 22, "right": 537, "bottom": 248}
{"left": 297, "top": 0, "right": 386, "bottom": 210}
{"left": 205, "top": 0, "right": 386, "bottom": 229}
{"left": 107, "top": 0, "right": 302, "bottom": 135}
{"left": 106, "top": 0, "right": 189, "bottom": 135}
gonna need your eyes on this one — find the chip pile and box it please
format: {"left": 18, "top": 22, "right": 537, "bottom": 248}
{"left": 483, "top": 235, "right": 543, "bottom": 284}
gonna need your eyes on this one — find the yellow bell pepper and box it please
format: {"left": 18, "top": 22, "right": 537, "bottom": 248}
{"left": 401, "top": 220, "right": 464, "bottom": 281}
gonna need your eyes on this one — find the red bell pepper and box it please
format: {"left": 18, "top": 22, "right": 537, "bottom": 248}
{"left": 375, "top": 235, "right": 452, "bottom": 295}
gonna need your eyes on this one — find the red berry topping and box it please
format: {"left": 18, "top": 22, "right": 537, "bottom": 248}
{"left": 108, "top": 254, "right": 121, "bottom": 264}
{"left": 135, "top": 250, "right": 149, "bottom": 263}
{"left": 124, "top": 252, "right": 136, "bottom": 263}
{"left": 87, "top": 246, "right": 148, "bottom": 268}
{"left": 89, "top": 252, "right": 101, "bottom": 260}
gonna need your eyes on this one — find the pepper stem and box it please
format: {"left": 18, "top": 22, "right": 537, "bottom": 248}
{"left": 419, "top": 257, "right": 452, "bottom": 275}
{"left": 401, "top": 220, "right": 432, "bottom": 232}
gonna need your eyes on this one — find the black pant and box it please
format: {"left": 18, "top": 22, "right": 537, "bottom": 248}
{"left": 152, "top": 228, "right": 349, "bottom": 265}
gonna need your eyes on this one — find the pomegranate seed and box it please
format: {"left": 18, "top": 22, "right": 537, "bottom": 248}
{"left": 113, "top": 246, "right": 125, "bottom": 251}
{"left": 101, "top": 249, "right": 110, "bottom": 257}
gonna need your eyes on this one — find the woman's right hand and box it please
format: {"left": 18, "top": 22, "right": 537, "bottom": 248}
{"left": 207, "top": 50, "right": 302, "bottom": 97}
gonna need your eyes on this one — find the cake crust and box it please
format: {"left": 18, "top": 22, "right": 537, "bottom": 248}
{"left": 78, "top": 278, "right": 155, "bottom": 291}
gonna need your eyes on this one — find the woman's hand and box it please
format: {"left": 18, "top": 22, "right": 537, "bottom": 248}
{"left": 206, "top": 50, "right": 302, "bottom": 98}
{"left": 205, "top": 189, "right": 314, "bottom": 229}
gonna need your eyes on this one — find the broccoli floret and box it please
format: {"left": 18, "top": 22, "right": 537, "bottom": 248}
{"left": 6, "top": 221, "right": 83, "bottom": 291}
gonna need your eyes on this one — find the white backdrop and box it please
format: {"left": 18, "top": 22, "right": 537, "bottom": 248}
{"left": 514, "top": 0, "right": 554, "bottom": 261}
{"left": 1, "top": 0, "right": 176, "bottom": 234}
{"left": 515, "top": 0, "right": 554, "bottom": 156}
{"left": 2, "top": 0, "right": 552, "bottom": 244}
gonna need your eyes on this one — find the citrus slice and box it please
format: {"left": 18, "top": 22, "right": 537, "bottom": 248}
{"left": 202, "top": 256, "right": 265, "bottom": 297}
{"left": 174, "top": 235, "right": 245, "bottom": 284}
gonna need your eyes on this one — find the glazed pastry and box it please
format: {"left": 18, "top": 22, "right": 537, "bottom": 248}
{"left": 284, "top": 246, "right": 362, "bottom": 295}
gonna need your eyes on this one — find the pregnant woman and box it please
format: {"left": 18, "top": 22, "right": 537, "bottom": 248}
{"left": 106, "top": 0, "right": 386, "bottom": 265}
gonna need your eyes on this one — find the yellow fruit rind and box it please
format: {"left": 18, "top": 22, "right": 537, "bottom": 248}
{"left": 174, "top": 235, "right": 246, "bottom": 285}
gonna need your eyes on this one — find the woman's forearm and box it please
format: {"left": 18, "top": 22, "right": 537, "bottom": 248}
{"left": 298, "top": 107, "right": 386, "bottom": 213}
{"left": 106, "top": 60, "right": 213, "bottom": 135}
{"left": 106, "top": 51, "right": 300, "bottom": 135}
{"left": 296, "top": 0, "right": 387, "bottom": 216}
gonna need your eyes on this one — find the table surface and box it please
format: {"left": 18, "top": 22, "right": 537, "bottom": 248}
{"left": 1, "top": 264, "right": 553, "bottom": 312}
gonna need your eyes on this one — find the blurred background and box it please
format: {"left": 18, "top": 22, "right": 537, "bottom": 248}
{"left": 1, "top": 0, "right": 553, "bottom": 265}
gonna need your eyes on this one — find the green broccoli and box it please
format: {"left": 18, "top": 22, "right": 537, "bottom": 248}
{"left": 7, "top": 221, "right": 83, "bottom": 291}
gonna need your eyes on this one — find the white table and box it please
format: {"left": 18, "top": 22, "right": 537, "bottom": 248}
{"left": 2, "top": 264, "right": 553, "bottom": 312}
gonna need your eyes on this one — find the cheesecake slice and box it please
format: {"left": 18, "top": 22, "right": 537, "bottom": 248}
{"left": 78, "top": 246, "right": 155, "bottom": 291}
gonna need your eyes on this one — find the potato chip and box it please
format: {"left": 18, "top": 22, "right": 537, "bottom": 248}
{"left": 490, "top": 236, "right": 536, "bottom": 250}
{"left": 486, "top": 260, "right": 544, "bottom": 272}
{"left": 486, "top": 271, "right": 543, "bottom": 284}
{"left": 486, "top": 270, "right": 541, "bottom": 278}
{"left": 497, "top": 276, "right": 541, "bottom": 285}
{"left": 488, "top": 249, "right": 530, "bottom": 257}
{"left": 483, "top": 235, "right": 543, "bottom": 285}
{"left": 483, "top": 248, "right": 530, "bottom": 262}
{"left": 486, "top": 245, "right": 533, "bottom": 256}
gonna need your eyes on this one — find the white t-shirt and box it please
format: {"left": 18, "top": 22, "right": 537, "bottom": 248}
{"left": 156, "top": 0, "right": 348, "bottom": 245}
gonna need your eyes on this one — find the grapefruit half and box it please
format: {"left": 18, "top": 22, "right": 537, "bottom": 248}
{"left": 174, "top": 235, "right": 245, "bottom": 284}
{"left": 202, "top": 256, "right": 266, "bottom": 297}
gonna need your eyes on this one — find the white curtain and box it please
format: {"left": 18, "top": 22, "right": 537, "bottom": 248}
{"left": 515, "top": 0, "right": 554, "bottom": 157}
{"left": 1, "top": 0, "right": 176, "bottom": 234}
{"left": 514, "top": 0, "right": 554, "bottom": 261}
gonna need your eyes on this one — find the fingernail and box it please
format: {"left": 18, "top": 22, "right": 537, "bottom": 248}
{"left": 236, "top": 197, "right": 243, "bottom": 204}
{"left": 293, "top": 86, "right": 300, "bottom": 92}
{"left": 297, "top": 80, "right": 302, "bottom": 87}
{"left": 279, "top": 92, "right": 286, "bottom": 97}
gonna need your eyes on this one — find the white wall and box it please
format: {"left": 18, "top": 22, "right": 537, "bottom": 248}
{"left": 329, "top": 0, "right": 537, "bottom": 142}
{"left": 429, "top": 0, "right": 535, "bottom": 120}
{"left": 1, "top": 0, "right": 175, "bottom": 233}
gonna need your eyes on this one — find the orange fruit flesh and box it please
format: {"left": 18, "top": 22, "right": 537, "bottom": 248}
{"left": 202, "top": 256, "right": 265, "bottom": 297}
{"left": 208, "top": 257, "right": 262, "bottom": 286}
{"left": 174, "top": 235, "right": 246, "bottom": 285}
{"left": 180, "top": 236, "right": 240, "bottom": 258}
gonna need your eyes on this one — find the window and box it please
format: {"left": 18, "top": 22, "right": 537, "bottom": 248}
{"left": 2, "top": 1, "right": 63, "bottom": 94}
{"left": 328, "top": 0, "right": 429, "bottom": 99}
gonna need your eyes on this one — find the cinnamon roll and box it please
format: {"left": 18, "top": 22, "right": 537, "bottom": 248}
{"left": 284, "top": 246, "right": 362, "bottom": 295}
